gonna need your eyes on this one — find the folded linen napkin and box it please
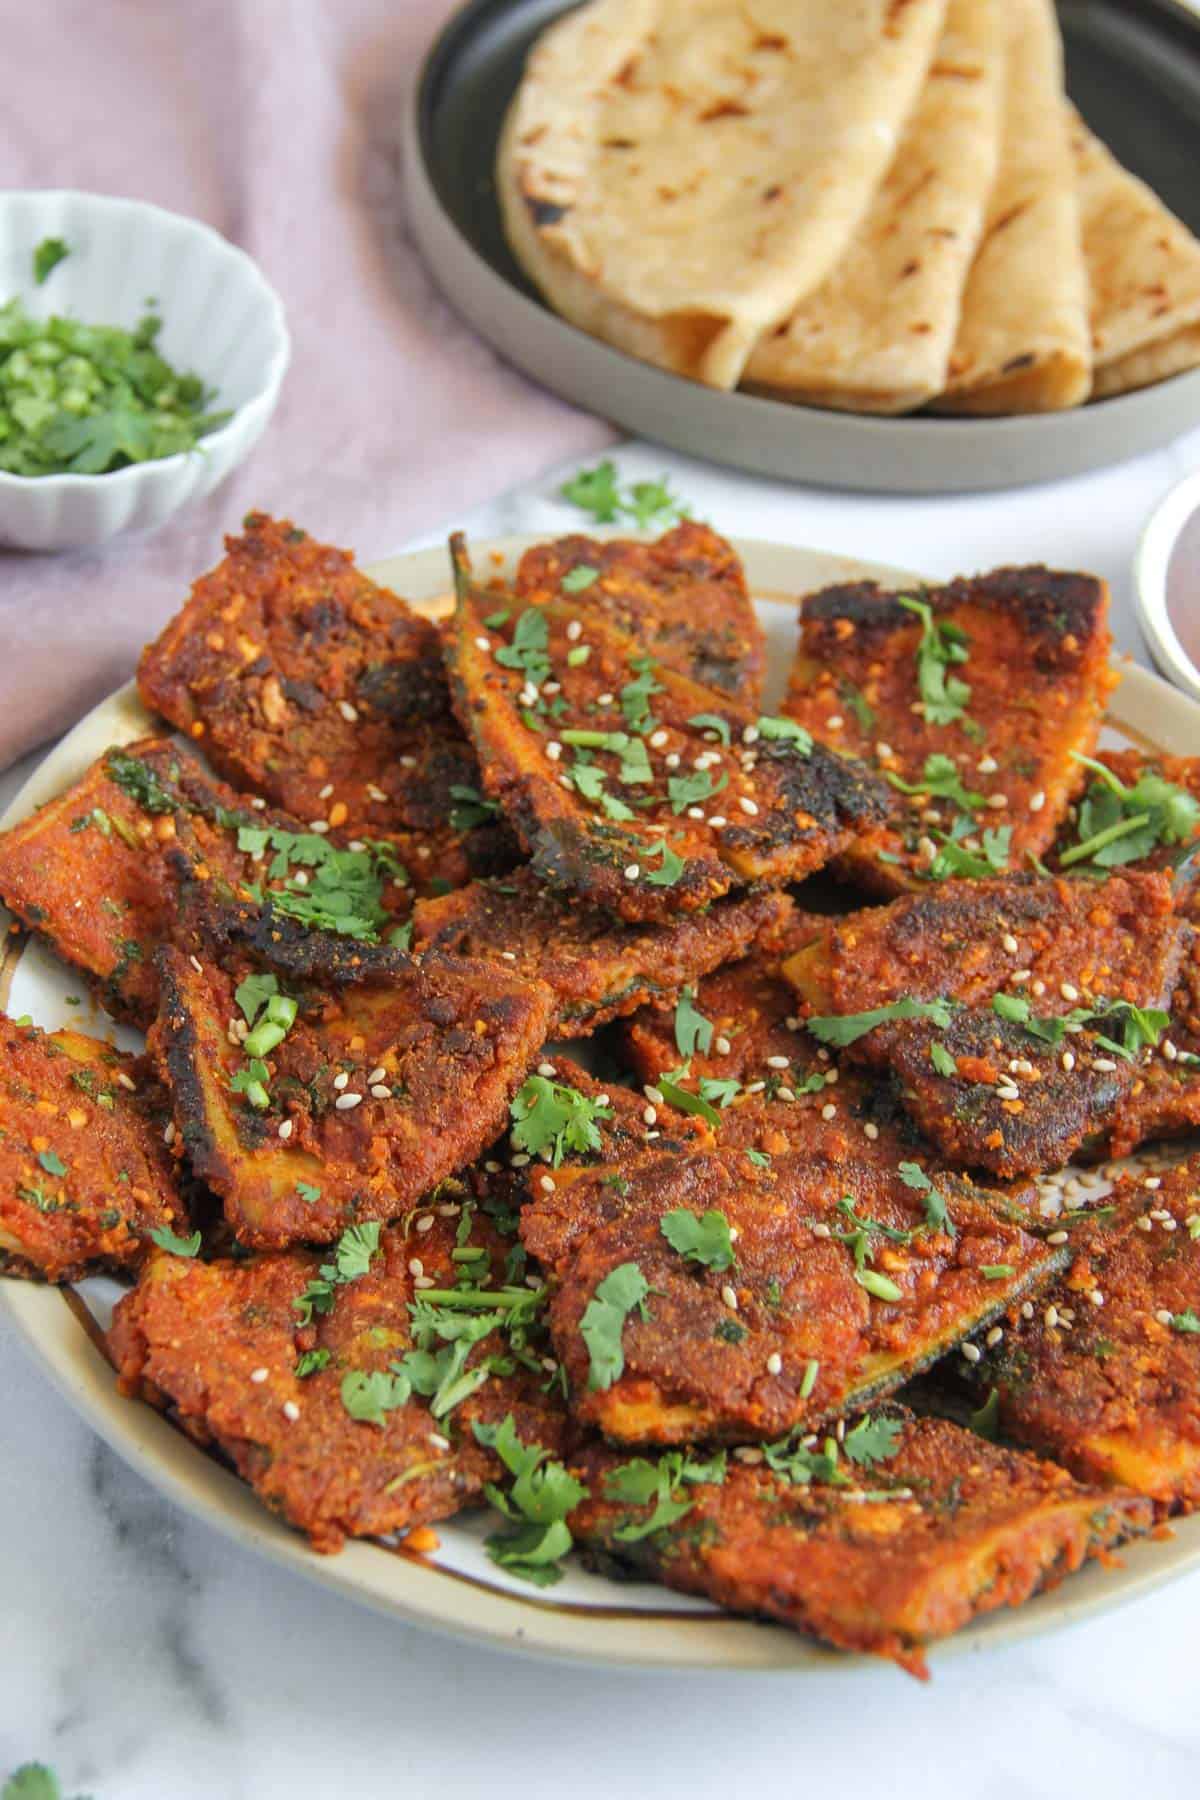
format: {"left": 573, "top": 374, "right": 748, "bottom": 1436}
{"left": 0, "top": 0, "right": 614, "bottom": 769}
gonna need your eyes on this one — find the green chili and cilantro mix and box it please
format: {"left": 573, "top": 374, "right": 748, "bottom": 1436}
{"left": 0, "top": 266, "right": 231, "bottom": 476}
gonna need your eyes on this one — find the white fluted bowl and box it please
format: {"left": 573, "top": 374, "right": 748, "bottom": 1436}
{"left": 0, "top": 190, "right": 290, "bottom": 551}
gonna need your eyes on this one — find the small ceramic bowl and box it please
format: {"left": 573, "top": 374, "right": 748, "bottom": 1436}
{"left": 1135, "top": 468, "right": 1200, "bottom": 704}
{"left": 0, "top": 189, "right": 290, "bottom": 551}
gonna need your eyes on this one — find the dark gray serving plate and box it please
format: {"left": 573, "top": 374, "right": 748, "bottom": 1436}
{"left": 404, "top": 0, "right": 1200, "bottom": 493}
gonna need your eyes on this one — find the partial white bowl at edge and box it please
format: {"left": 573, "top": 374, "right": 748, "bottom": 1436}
{"left": 0, "top": 189, "right": 290, "bottom": 551}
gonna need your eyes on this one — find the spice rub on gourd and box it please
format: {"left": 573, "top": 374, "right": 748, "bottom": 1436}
{"left": 149, "top": 898, "right": 554, "bottom": 1250}
{"left": 108, "top": 1205, "right": 566, "bottom": 1554}
{"left": 781, "top": 567, "right": 1115, "bottom": 896}
{"left": 974, "top": 1160, "right": 1200, "bottom": 1514}
{"left": 0, "top": 738, "right": 414, "bottom": 1027}
{"left": 136, "top": 512, "right": 515, "bottom": 886}
{"left": 0, "top": 1015, "right": 185, "bottom": 1282}
{"left": 521, "top": 1139, "right": 1065, "bottom": 1447}
{"left": 512, "top": 522, "right": 766, "bottom": 704}
{"left": 445, "top": 538, "right": 888, "bottom": 923}
{"left": 783, "top": 871, "right": 1189, "bottom": 1175}
{"left": 412, "top": 868, "right": 790, "bottom": 1038}
{"left": 567, "top": 1408, "right": 1151, "bottom": 1680}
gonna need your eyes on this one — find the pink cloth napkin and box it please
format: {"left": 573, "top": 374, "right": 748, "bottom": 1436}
{"left": 0, "top": 0, "right": 615, "bottom": 771}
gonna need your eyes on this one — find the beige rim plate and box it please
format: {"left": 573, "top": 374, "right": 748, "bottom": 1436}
{"left": 1, "top": 533, "right": 1197, "bottom": 1672}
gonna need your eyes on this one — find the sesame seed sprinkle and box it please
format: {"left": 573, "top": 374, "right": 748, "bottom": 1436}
{"left": 721, "top": 1284, "right": 739, "bottom": 1311}
{"left": 333, "top": 1072, "right": 349, "bottom": 1090}
{"left": 624, "top": 864, "right": 640, "bottom": 881}
{"left": 714, "top": 1035, "right": 731, "bottom": 1056}
{"left": 334, "top": 1092, "right": 363, "bottom": 1110}
{"left": 338, "top": 699, "right": 358, "bottom": 723}
{"left": 283, "top": 1401, "right": 300, "bottom": 1422}
{"left": 370, "top": 1085, "right": 390, "bottom": 1100}
{"left": 962, "top": 1342, "right": 982, "bottom": 1364}
{"left": 250, "top": 1367, "right": 268, "bottom": 1384}
{"left": 277, "top": 1118, "right": 293, "bottom": 1140}
{"left": 821, "top": 1103, "right": 837, "bottom": 1120}
{"left": 766, "top": 1352, "right": 782, "bottom": 1375}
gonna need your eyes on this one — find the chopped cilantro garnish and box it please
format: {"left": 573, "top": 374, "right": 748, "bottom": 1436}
{"left": 561, "top": 564, "right": 599, "bottom": 592}
{"left": 581, "top": 1262, "right": 653, "bottom": 1390}
{"left": 763, "top": 1431, "right": 844, "bottom": 1487}
{"left": 1171, "top": 1310, "right": 1200, "bottom": 1334}
{"left": 559, "top": 460, "right": 689, "bottom": 530}
{"left": 806, "top": 995, "right": 954, "bottom": 1047}
{"left": 898, "top": 595, "right": 971, "bottom": 727}
{"left": 0, "top": 299, "right": 230, "bottom": 477}
{"left": 921, "top": 818, "right": 1011, "bottom": 880}
{"left": 643, "top": 837, "right": 687, "bottom": 887}
{"left": 341, "top": 1367, "right": 411, "bottom": 1426}
{"left": 687, "top": 712, "right": 731, "bottom": 746}
{"left": 494, "top": 605, "right": 551, "bottom": 686}
{"left": 885, "top": 752, "right": 982, "bottom": 814}
{"left": 930, "top": 1042, "right": 958, "bottom": 1077}
{"left": 897, "top": 1160, "right": 956, "bottom": 1236}
{"left": 991, "top": 992, "right": 1169, "bottom": 1059}
{"left": 295, "top": 1181, "right": 322, "bottom": 1204}
{"left": 673, "top": 986, "right": 713, "bottom": 1058}
{"left": 620, "top": 658, "right": 663, "bottom": 731}
{"left": 295, "top": 1348, "right": 331, "bottom": 1378}
{"left": 474, "top": 1414, "right": 588, "bottom": 1587}
{"left": 837, "top": 678, "right": 875, "bottom": 732}
{"left": 509, "top": 1075, "right": 613, "bottom": 1167}
{"left": 756, "top": 715, "right": 812, "bottom": 751}
{"left": 1060, "top": 754, "right": 1200, "bottom": 869}
{"left": 37, "top": 1149, "right": 67, "bottom": 1177}
{"left": 843, "top": 1414, "right": 903, "bottom": 1466}
{"left": 33, "top": 237, "right": 70, "bottom": 284}
{"left": 448, "top": 784, "right": 502, "bottom": 832}
{"left": 667, "top": 767, "right": 727, "bottom": 813}
{"left": 293, "top": 1221, "right": 382, "bottom": 1325}
{"left": 149, "top": 1224, "right": 202, "bottom": 1258}
{"left": 659, "top": 1207, "right": 735, "bottom": 1271}
{"left": 604, "top": 1447, "right": 726, "bottom": 1541}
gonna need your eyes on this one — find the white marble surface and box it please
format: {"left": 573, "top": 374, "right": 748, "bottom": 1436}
{"left": 5, "top": 433, "right": 1200, "bottom": 1798}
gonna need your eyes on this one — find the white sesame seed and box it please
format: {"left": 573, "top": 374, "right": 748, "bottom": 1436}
{"left": 597, "top": 692, "right": 614, "bottom": 707}
{"left": 1002, "top": 933, "right": 1019, "bottom": 954}
{"left": 595, "top": 1094, "right": 610, "bottom": 1108}
{"left": 766, "top": 1352, "right": 782, "bottom": 1375}
{"left": 251, "top": 796, "right": 266, "bottom": 809}
{"left": 643, "top": 1085, "right": 664, "bottom": 1105}
{"left": 1164, "top": 1039, "right": 1179, "bottom": 1061}
{"left": 164, "top": 1121, "right": 175, "bottom": 1145}
{"left": 734, "top": 1446, "right": 764, "bottom": 1465}
{"left": 714, "top": 1035, "right": 731, "bottom": 1056}
{"left": 510, "top": 1153, "right": 530, "bottom": 1168}
{"left": 1136, "top": 1215, "right": 1154, "bottom": 1232}
{"left": 338, "top": 699, "right": 358, "bottom": 723}
{"left": 1092, "top": 1058, "right": 1118, "bottom": 1073}
{"left": 649, "top": 729, "right": 669, "bottom": 749}
{"left": 1061, "top": 1052, "right": 1076, "bottom": 1072}
{"left": 318, "top": 783, "right": 334, "bottom": 800}
{"left": 565, "top": 619, "right": 582, "bottom": 642}
{"left": 1157, "top": 1308, "right": 1174, "bottom": 1326}
{"left": 977, "top": 754, "right": 998, "bottom": 774}
{"left": 766, "top": 1055, "right": 790, "bottom": 1070}
{"left": 986, "top": 1327, "right": 1004, "bottom": 1348}
{"left": 1060, "top": 982, "right": 1079, "bottom": 1001}
{"left": 367, "top": 784, "right": 388, "bottom": 803}
{"left": 335, "top": 1092, "right": 363, "bottom": 1110}
{"left": 1047, "top": 1230, "right": 1069, "bottom": 1245}
{"left": 370, "top": 1084, "right": 390, "bottom": 1100}
{"left": 987, "top": 793, "right": 1009, "bottom": 811}
{"left": 1029, "top": 790, "right": 1045, "bottom": 813}
{"left": 741, "top": 724, "right": 760, "bottom": 746}
{"left": 1144, "top": 1176, "right": 1162, "bottom": 1190}
{"left": 116, "top": 1071, "right": 137, "bottom": 1091}
{"left": 290, "top": 870, "right": 309, "bottom": 888}
{"left": 474, "top": 635, "right": 491, "bottom": 652}
{"left": 708, "top": 815, "right": 728, "bottom": 829}
{"left": 250, "top": 1367, "right": 268, "bottom": 1384}
{"left": 408, "top": 1258, "right": 425, "bottom": 1278}
{"left": 812, "top": 1222, "right": 831, "bottom": 1239}
{"left": 1012, "top": 970, "right": 1031, "bottom": 985}
{"left": 1163, "top": 1217, "right": 1178, "bottom": 1232}
{"left": 875, "top": 741, "right": 894, "bottom": 760}
{"left": 437, "top": 1203, "right": 461, "bottom": 1218}
{"left": 826, "top": 714, "right": 844, "bottom": 730}
{"left": 537, "top": 1061, "right": 557, "bottom": 1078}
{"left": 863, "top": 1122, "right": 879, "bottom": 1141}
{"left": 624, "top": 864, "right": 640, "bottom": 881}
{"left": 721, "top": 1284, "right": 739, "bottom": 1311}
{"left": 333, "top": 1072, "right": 349, "bottom": 1091}
{"left": 364, "top": 1067, "right": 385, "bottom": 1086}
{"left": 745, "top": 1081, "right": 766, "bottom": 1094}
{"left": 665, "top": 752, "right": 680, "bottom": 769}
{"left": 539, "top": 1175, "right": 555, "bottom": 1194}
{"left": 1021, "top": 1301, "right": 1035, "bottom": 1319}
{"left": 821, "top": 1103, "right": 837, "bottom": 1120}
{"left": 645, "top": 1130, "right": 661, "bottom": 1141}
{"left": 414, "top": 1275, "right": 434, "bottom": 1289}
{"left": 687, "top": 806, "right": 704, "bottom": 821}
{"left": 283, "top": 1401, "right": 300, "bottom": 1422}
{"left": 277, "top": 1118, "right": 293, "bottom": 1140}
{"left": 308, "top": 820, "right": 330, "bottom": 835}
{"left": 348, "top": 840, "right": 366, "bottom": 853}
{"left": 399, "top": 755, "right": 417, "bottom": 770}
{"left": 428, "top": 1432, "right": 450, "bottom": 1452}
{"left": 1090, "top": 1290, "right": 1104, "bottom": 1307}
{"left": 738, "top": 797, "right": 759, "bottom": 817}
{"left": 643, "top": 1106, "right": 657, "bottom": 1125}
{"left": 415, "top": 1214, "right": 434, "bottom": 1234}
{"left": 918, "top": 836, "right": 937, "bottom": 860}
{"left": 1044, "top": 1305, "right": 1059, "bottom": 1328}
{"left": 545, "top": 741, "right": 562, "bottom": 761}
{"left": 1031, "top": 979, "right": 1046, "bottom": 998}
{"left": 500, "top": 949, "right": 517, "bottom": 963}
{"left": 962, "top": 1342, "right": 982, "bottom": 1364}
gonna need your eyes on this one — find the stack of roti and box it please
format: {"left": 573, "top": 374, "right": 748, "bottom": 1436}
{"left": 498, "top": 0, "right": 1200, "bottom": 414}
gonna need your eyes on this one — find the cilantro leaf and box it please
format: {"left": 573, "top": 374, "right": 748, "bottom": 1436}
{"left": 234, "top": 972, "right": 279, "bottom": 1027}
{"left": 561, "top": 564, "right": 599, "bottom": 592}
{"left": 149, "top": 1224, "right": 202, "bottom": 1258}
{"left": 885, "top": 752, "right": 982, "bottom": 814}
{"left": 898, "top": 595, "right": 971, "bottom": 727}
{"left": 293, "top": 1221, "right": 382, "bottom": 1324}
{"left": 1171, "top": 1310, "right": 1200, "bottom": 1334}
{"left": 474, "top": 1415, "right": 588, "bottom": 1586}
{"left": 605, "top": 1447, "right": 726, "bottom": 1540}
{"left": 560, "top": 460, "right": 623, "bottom": 522}
{"left": 897, "top": 1160, "right": 956, "bottom": 1236}
{"left": 643, "top": 837, "right": 687, "bottom": 887}
{"left": 32, "top": 238, "right": 70, "bottom": 285}
{"left": 756, "top": 715, "right": 812, "bottom": 751}
{"left": 842, "top": 1414, "right": 903, "bottom": 1467}
{"left": 340, "top": 1367, "right": 412, "bottom": 1426}
{"left": 295, "top": 1348, "right": 331, "bottom": 1378}
{"left": 763, "top": 1431, "right": 845, "bottom": 1487}
{"left": 667, "top": 767, "right": 727, "bottom": 814}
{"left": 930, "top": 1042, "right": 958, "bottom": 1076}
{"left": 674, "top": 986, "right": 713, "bottom": 1058}
{"left": 1061, "top": 755, "right": 1200, "bottom": 870}
{"left": 581, "top": 1262, "right": 652, "bottom": 1390}
{"left": 37, "top": 1149, "right": 68, "bottom": 1177}
{"left": 687, "top": 712, "right": 731, "bottom": 746}
{"left": 806, "top": 996, "right": 954, "bottom": 1047}
{"left": 448, "top": 784, "right": 502, "bottom": 832}
{"left": 509, "top": 1076, "right": 613, "bottom": 1167}
{"left": 660, "top": 1207, "right": 735, "bottom": 1271}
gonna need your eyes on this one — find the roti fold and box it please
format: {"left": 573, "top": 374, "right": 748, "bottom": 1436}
{"left": 743, "top": 0, "right": 1005, "bottom": 414}
{"left": 937, "top": 0, "right": 1091, "bottom": 413}
{"left": 498, "top": 0, "right": 950, "bottom": 389}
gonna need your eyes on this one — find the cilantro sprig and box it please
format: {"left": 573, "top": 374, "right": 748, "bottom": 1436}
{"left": 898, "top": 596, "right": 971, "bottom": 727}
{"left": 581, "top": 1262, "right": 653, "bottom": 1390}
{"left": 885, "top": 752, "right": 982, "bottom": 815}
{"left": 604, "top": 1448, "right": 726, "bottom": 1541}
{"left": 806, "top": 996, "right": 954, "bottom": 1048}
{"left": 1059, "top": 755, "right": 1200, "bottom": 869}
{"left": 474, "top": 1414, "right": 588, "bottom": 1586}
{"left": 660, "top": 1207, "right": 736, "bottom": 1271}
{"left": 509, "top": 1076, "right": 613, "bottom": 1167}
{"left": 560, "top": 460, "right": 690, "bottom": 530}
{"left": 293, "top": 1221, "right": 382, "bottom": 1325}
{"left": 674, "top": 986, "right": 713, "bottom": 1058}
{"left": 991, "top": 992, "right": 1169, "bottom": 1060}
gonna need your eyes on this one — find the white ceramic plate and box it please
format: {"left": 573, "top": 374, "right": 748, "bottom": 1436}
{"left": 2, "top": 534, "right": 1198, "bottom": 1673}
